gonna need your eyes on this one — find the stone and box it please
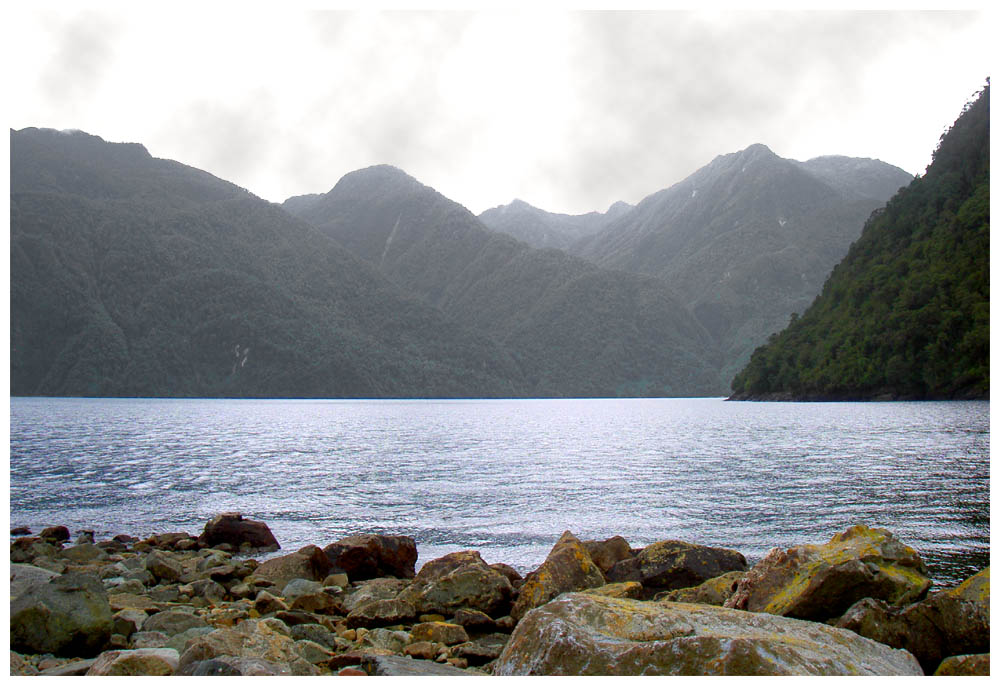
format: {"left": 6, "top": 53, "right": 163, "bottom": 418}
{"left": 511, "top": 531, "right": 606, "bottom": 620}
{"left": 360, "top": 654, "right": 477, "bottom": 676}
{"left": 452, "top": 608, "right": 497, "bottom": 632}
{"left": 410, "top": 621, "right": 470, "bottom": 645}
{"left": 835, "top": 566, "right": 989, "bottom": 673}
{"left": 86, "top": 648, "right": 180, "bottom": 676}
{"left": 361, "top": 627, "right": 411, "bottom": 653}
{"left": 198, "top": 512, "right": 279, "bottom": 550}
{"left": 324, "top": 572, "right": 350, "bottom": 587}
{"left": 144, "top": 550, "right": 183, "bottom": 583}
{"left": 75, "top": 530, "right": 96, "bottom": 544}
{"left": 10, "top": 650, "right": 39, "bottom": 676}
{"left": 107, "top": 633, "right": 129, "bottom": 649}
{"left": 37, "top": 658, "right": 96, "bottom": 676}
{"left": 130, "top": 631, "right": 169, "bottom": 649}
{"left": 291, "top": 591, "right": 342, "bottom": 615}
{"left": 61, "top": 543, "right": 108, "bottom": 564}
{"left": 295, "top": 638, "right": 335, "bottom": 664}
{"left": 494, "top": 593, "right": 923, "bottom": 676}
{"left": 339, "top": 666, "right": 367, "bottom": 675}
{"left": 290, "top": 623, "right": 338, "bottom": 649}
{"left": 10, "top": 572, "right": 114, "bottom": 657}
{"left": 323, "top": 533, "right": 418, "bottom": 580}
{"left": 141, "top": 609, "right": 209, "bottom": 636}
{"left": 10, "top": 563, "right": 60, "bottom": 600}
{"left": 725, "top": 525, "right": 930, "bottom": 622}
{"left": 111, "top": 608, "right": 148, "bottom": 636}
{"left": 583, "top": 535, "right": 634, "bottom": 574}
{"left": 146, "top": 532, "right": 196, "bottom": 550}
{"left": 275, "top": 609, "right": 321, "bottom": 627}
{"left": 325, "top": 648, "right": 395, "bottom": 670}
{"left": 489, "top": 563, "right": 523, "bottom": 586}
{"left": 404, "top": 641, "right": 440, "bottom": 659}
{"left": 660, "top": 570, "right": 745, "bottom": 605}
{"left": 397, "top": 550, "right": 513, "bottom": 617}
{"left": 177, "top": 619, "right": 319, "bottom": 675}
{"left": 250, "top": 545, "right": 333, "bottom": 589}
{"left": 108, "top": 592, "right": 162, "bottom": 613}
{"left": 11, "top": 526, "right": 32, "bottom": 536}
{"left": 282, "top": 577, "right": 324, "bottom": 601}
{"left": 175, "top": 658, "right": 242, "bottom": 675}
{"left": 40, "top": 525, "right": 71, "bottom": 543}
{"left": 451, "top": 632, "right": 509, "bottom": 666}
{"left": 258, "top": 617, "right": 293, "bottom": 635}
{"left": 933, "top": 653, "right": 990, "bottom": 676}
{"left": 10, "top": 537, "right": 61, "bottom": 564}
{"left": 583, "top": 581, "right": 645, "bottom": 599}
{"left": 607, "top": 539, "right": 746, "bottom": 599}
{"left": 178, "top": 656, "right": 291, "bottom": 676}
{"left": 189, "top": 578, "right": 227, "bottom": 602}
{"left": 346, "top": 598, "right": 417, "bottom": 628}
{"left": 342, "top": 577, "right": 410, "bottom": 613}
{"left": 254, "top": 589, "right": 289, "bottom": 614}
{"left": 164, "top": 626, "right": 215, "bottom": 652}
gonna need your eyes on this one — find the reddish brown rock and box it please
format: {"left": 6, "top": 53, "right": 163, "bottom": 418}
{"left": 198, "top": 513, "right": 279, "bottom": 551}
{"left": 322, "top": 534, "right": 417, "bottom": 580}
{"left": 250, "top": 545, "right": 333, "bottom": 589}
{"left": 583, "top": 536, "right": 634, "bottom": 575}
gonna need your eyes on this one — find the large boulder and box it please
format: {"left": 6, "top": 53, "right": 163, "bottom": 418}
{"left": 511, "top": 531, "right": 605, "bottom": 621}
{"left": 494, "top": 593, "right": 923, "bottom": 676}
{"left": 86, "top": 648, "right": 180, "bottom": 676}
{"left": 10, "top": 572, "right": 114, "bottom": 657}
{"left": 835, "top": 566, "right": 989, "bottom": 673}
{"left": 607, "top": 539, "right": 746, "bottom": 599}
{"left": 198, "top": 513, "right": 279, "bottom": 551}
{"left": 933, "top": 653, "right": 990, "bottom": 676}
{"left": 323, "top": 534, "right": 417, "bottom": 580}
{"left": 582, "top": 536, "right": 634, "bottom": 575}
{"left": 177, "top": 619, "right": 319, "bottom": 675}
{"left": 725, "top": 525, "right": 931, "bottom": 621}
{"left": 345, "top": 598, "right": 416, "bottom": 628}
{"left": 661, "top": 570, "right": 746, "bottom": 606}
{"left": 141, "top": 610, "right": 209, "bottom": 637}
{"left": 250, "top": 545, "right": 333, "bottom": 589}
{"left": 342, "top": 578, "right": 411, "bottom": 613}
{"left": 10, "top": 563, "right": 59, "bottom": 600}
{"left": 397, "top": 550, "right": 512, "bottom": 617}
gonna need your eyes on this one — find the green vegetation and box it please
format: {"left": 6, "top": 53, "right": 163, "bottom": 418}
{"left": 730, "top": 85, "right": 989, "bottom": 400}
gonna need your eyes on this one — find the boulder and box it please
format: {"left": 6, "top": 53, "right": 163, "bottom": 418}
{"left": 582, "top": 581, "right": 645, "bottom": 599}
{"left": 177, "top": 619, "right": 319, "bottom": 675}
{"left": 61, "top": 543, "right": 108, "bottom": 564}
{"left": 323, "top": 533, "right": 417, "bottom": 580}
{"left": 661, "top": 570, "right": 745, "bottom": 606}
{"left": 178, "top": 657, "right": 289, "bottom": 676}
{"left": 141, "top": 610, "right": 209, "bottom": 637}
{"left": 250, "top": 545, "right": 333, "bottom": 589}
{"left": 494, "top": 593, "right": 923, "bottom": 675}
{"left": 10, "top": 563, "right": 59, "bottom": 600}
{"left": 86, "top": 648, "right": 180, "bottom": 676}
{"left": 254, "top": 590, "right": 290, "bottom": 615}
{"left": 835, "top": 566, "right": 989, "bottom": 673}
{"left": 10, "top": 537, "right": 60, "bottom": 564}
{"left": 360, "top": 653, "right": 475, "bottom": 676}
{"left": 290, "top": 591, "right": 343, "bottom": 615}
{"left": 489, "top": 563, "right": 523, "bottom": 586}
{"left": 404, "top": 641, "right": 439, "bottom": 660}
{"left": 342, "top": 577, "right": 410, "bottom": 613}
{"left": 295, "top": 638, "right": 335, "bottom": 664}
{"left": 144, "top": 550, "right": 183, "bottom": 583}
{"left": 346, "top": 598, "right": 417, "bottom": 628}
{"left": 397, "top": 550, "right": 512, "bottom": 617}
{"left": 10, "top": 572, "right": 114, "bottom": 657}
{"left": 451, "top": 608, "right": 498, "bottom": 633}
{"left": 11, "top": 526, "right": 32, "bottom": 536}
{"left": 451, "top": 632, "right": 510, "bottom": 666}
{"left": 198, "top": 513, "right": 279, "bottom": 551}
{"left": 290, "top": 623, "right": 339, "bottom": 650}
{"left": 607, "top": 539, "right": 746, "bottom": 598}
{"left": 37, "top": 658, "right": 97, "bottom": 676}
{"left": 40, "top": 525, "right": 71, "bottom": 543}
{"left": 111, "top": 608, "right": 148, "bottom": 637}
{"left": 282, "top": 578, "right": 324, "bottom": 602}
{"left": 510, "top": 531, "right": 605, "bottom": 620}
{"left": 583, "top": 536, "right": 634, "bottom": 574}
{"left": 129, "top": 631, "right": 169, "bottom": 649}
{"left": 933, "top": 653, "right": 990, "bottom": 676}
{"left": 410, "top": 621, "right": 470, "bottom": 645}
{"left": 725, "top": 525, "right": 931, "bottom": 621}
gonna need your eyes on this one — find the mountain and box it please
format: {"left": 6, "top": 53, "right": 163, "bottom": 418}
{"left": 478, "top": 198, "right": 633, "bottom": 251}
{"left": 729, "top": 85, "right": 989, "bottom": 400}
{"left": 569, "top": 145, "right": 914, "bottom": 382}
{"left": 10, "top": 128, "right": 526, "bottom": 397}
{"left": 284, "top": 166, "right": 725, "bottom": 396}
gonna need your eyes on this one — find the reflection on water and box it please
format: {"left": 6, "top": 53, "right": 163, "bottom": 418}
{"left": 9, "top": 397, "right": 989, "bottom": 587}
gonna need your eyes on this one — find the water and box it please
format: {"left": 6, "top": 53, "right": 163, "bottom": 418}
{"left": 9, "top": 397, "right": 989, "bottom": 587}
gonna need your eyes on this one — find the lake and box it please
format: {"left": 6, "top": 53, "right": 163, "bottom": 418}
{"left": 8, "top": 397, "right": 989, "bottom": 587}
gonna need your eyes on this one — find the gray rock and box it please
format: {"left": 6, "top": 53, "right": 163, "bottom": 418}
{"left": 342, "top": 577, "right": 410, "bottom": 613}
{"left": 175, "top": 658, "right": 243, "bottom": 676}
{"left": 397, "top": 550, "right": 512, "bottom": 617}
{"left": 295, "top": 638, "right": 335, "bottom": 664}
{"left": 111, "top": 608, "right": 148, "bottom": 636}
{"left": 361, "top": 627, "right": 411, "bottom": 653}
{"left": 495, "top": 593, "right": 923, "bottom": 676}
{"left": 144, "top": 550, "right": 183, "bottom": 583}
{"left": 189, "top": 578, "right": 226, "bottom": 602}
{"left": 9, "top": 563, "right": 59, "bottom": 600}
{"left": 61, "top": 543, "right": 107, "bottom": 564}
{"left": 451, "top": 632, "right": 510, "bottom": 665}
{"left": 290, "top": 623, "right": 338, "bottom": 649}
{"left": 37, "top": 658, "right": 96, "bottom": 676}
{"left": 361, "top": 654, "right": 477, "bottom": 676}
{"left": 10, "top": 572, "right": 113, "bottom": 657}
{"left": 164, "top": 626, "right": 215, "bottom": 653}
{"left": 282, "top": 578, "right": 324, "bottom": 601}
{"left": 346, "top": 597, "right": 417, "bottom": 628}
{"left": 141, "top": 609, "right": 208, "bottom": 636}
{"left": 129, "top": 630, "right": 169, "bottom": 649}
{"left": 86, "top": 648, "right": 180, "bottom": 676}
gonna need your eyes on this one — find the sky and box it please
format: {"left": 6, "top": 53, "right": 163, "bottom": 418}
{"left": 5, "top": 4, "right": 993, "bottom": 215}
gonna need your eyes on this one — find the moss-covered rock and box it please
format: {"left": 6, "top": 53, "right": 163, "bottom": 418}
{"left": 607, "top": 539, "right": 746, "bottom": 599}
{"left": 726, "top": 524, "right": 930, "bottom": 621}
{"left": 836, "top": 566, "right": 989, "bottom": 673}
{"left": 582, "top": 536, "right": 634, "bottom": 574}
{"left": 397, "top": 550, "right": 512, "bottom": 617}
{"left": 582, "top": 581, "right": 645, "bottom": 599}
{"left": 494, "top": 593, "right": 923, "bottom": 675}
{"left": 85, "top": 648, "right": 180, "bottom": 676}
{"left": 510, "top": 531, "right": 605, "bottom": 620}
{"left": 933, "top": 653, "right": 990, "bottom": 676}
{"left": 661, "top": 570, "right": 745, "bottom": 605}
{"left": 10, "top": 573, "right": 114, "bottom": 657}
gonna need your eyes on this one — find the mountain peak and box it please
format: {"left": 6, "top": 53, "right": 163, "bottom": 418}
{"left": 740, "top": 143, "right": 778, "bottom": 160}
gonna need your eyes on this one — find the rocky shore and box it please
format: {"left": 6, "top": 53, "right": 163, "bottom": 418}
{"left": 9, "top": 516, "right": 990, "bottom": 676}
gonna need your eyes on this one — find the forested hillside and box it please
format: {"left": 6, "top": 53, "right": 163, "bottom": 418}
{"left": 730, "top": 85, "right": 989, "bottom": 400}
{"left": 10, "top": 128, "right": 525, "bottom": 397}
{"left": 286, "top": 166, "right": 726, "bottom": 396}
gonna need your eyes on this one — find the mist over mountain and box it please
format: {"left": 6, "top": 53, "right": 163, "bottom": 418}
{"left": 10, "top": 128, "right": 525, "bottom": 397}
{"left": 477, "top": 198, "right": 633, "bottom": 251}
{"left": 730, "top": 85, "right": 989, "bottom": 400}
{"left": 285, "top": 166, "right": 725, "bottom": 396}
{"left": 568, "top": 145, "right": 914, "bottom": 381}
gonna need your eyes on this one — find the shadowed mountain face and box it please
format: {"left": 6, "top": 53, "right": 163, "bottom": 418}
{"left": 10, "top": 128, "right": 525, "bottom": 398}
{"left": 477, "top": 199, "right": 633, "bottom": 251}
{"left": 568, "top": 145, "right": 914, "bottom": 381}
{"left": 286, "top": 167, "right": 726, "bottom": 397}
{"left": 730, "top": 86, "right": 989, "bottom": 400}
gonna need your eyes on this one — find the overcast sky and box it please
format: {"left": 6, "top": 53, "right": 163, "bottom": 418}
{"left": 7, "top": 6, "right": 992, "bottom": 215}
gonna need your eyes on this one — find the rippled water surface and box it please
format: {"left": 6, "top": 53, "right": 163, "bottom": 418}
{"left": 9, "top": 397, "right": 989, "bottom": 586}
